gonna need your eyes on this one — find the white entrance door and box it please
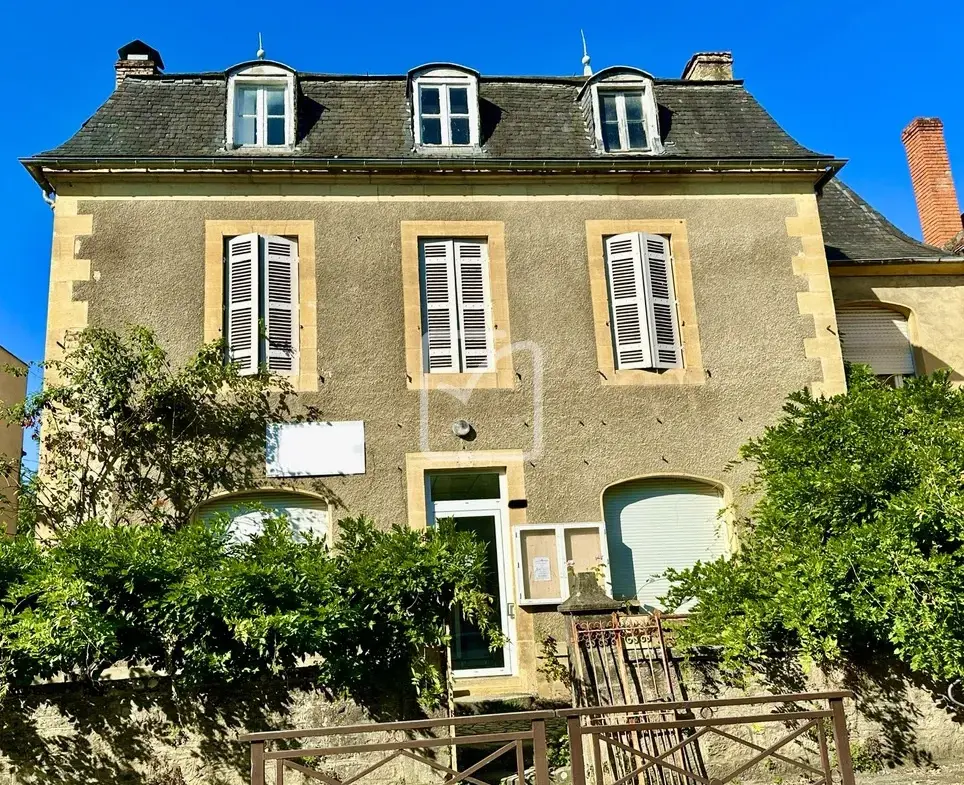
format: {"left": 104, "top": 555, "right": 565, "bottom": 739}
{"left": 429, "top": 473, "right": 513, "bottom": 677}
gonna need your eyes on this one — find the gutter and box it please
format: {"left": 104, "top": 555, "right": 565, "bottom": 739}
{"left": 21, "top": 155, "right": 845, "bottom": 193}
{"left": 829, "top": 255, "right": 964, "bottom": 265}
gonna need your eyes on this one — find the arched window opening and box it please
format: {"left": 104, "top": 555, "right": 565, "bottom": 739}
{"left": 195, "top": 490, "right": 328, "bottom": 543}
{"left": 836, "top": 304, "right": 915, "bottom": 387}
{"left": 602, "top": 477, "right": 725, "bottom": 608}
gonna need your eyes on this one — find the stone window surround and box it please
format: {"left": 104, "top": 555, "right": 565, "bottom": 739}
{"left": 204, "top": 220, "right": 318, "bottom": 392}
{"left": 586, "top": 219, "right": 704, "bottom": 386}
{"left": 401, "top": 220, "right": 514, "bottom": 390}
{"left": 405, "top": 449, "right": 527, "bottom": 530}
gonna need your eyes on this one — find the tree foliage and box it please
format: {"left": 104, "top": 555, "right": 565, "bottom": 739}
{"left": 665, "top": 366, "right": 964, "bottom": 682}
{"left": 2, "top": 326, "right": 295, "bottom": 534}
{"left": 0, "top": 326, "right": 500, "bottom": 704}
{"left": 0, "top": 515, "right": 495, "bottom": 705}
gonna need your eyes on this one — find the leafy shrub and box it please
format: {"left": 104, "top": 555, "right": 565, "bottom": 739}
{"left": 664, "top": 367, "right": 964, "bottom": 682}
{"left": 0, "top": 515, "right": 496, "bottom": 706}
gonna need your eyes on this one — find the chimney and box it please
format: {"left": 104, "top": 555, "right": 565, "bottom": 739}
{"left": 115, "top": 40, "right": 164, "bottom": 88}
{"left": 681, "top": 52, "right": 734, "bottom": 81}
{"left": 901, "top": 117, "right": 963, "bottom": 248}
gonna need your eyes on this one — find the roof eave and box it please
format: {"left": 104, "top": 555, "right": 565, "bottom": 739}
{"left": 828, "top": 255, "right": 964, "bottom": 265}
{"left": 21, "top": 155, "right": 845, "bottom": 190}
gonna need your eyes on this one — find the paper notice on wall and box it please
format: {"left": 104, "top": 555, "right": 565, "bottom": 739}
{"left": 532, "top": 556, "right": 552, "bottom": 582}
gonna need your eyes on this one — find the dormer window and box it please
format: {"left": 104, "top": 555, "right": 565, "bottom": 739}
{"left": 409, "top": 64, "right": 480, "bottom": 149}
{"left": 579, "top": 67, "right": 662, "bottom": 155}
{"left": 226, "top": 61, "right": 296, "bottom": 149}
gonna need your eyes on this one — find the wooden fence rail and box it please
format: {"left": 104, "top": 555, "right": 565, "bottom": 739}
{"left": 242, "top": 692, "right": 855, "bottom": 785}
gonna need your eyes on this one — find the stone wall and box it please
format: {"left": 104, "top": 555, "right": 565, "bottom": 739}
{"left": 0, "top": 671, "right": 445, "bottom": 785}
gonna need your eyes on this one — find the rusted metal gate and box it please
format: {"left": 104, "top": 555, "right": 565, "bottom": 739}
{"left": 567, "top": 611, "right": 706, "bottom": 783}
{"left": 243, "top": 692, "right": 856, "bottom": 785}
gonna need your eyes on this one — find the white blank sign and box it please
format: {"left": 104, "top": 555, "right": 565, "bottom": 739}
{"left": 266, "top": 421, "right": 366, "bottom": 477}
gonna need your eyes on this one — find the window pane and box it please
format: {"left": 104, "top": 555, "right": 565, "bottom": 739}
{"left": 266, "top": 87, "right": 285, "bottom": 116}
{"left": 266, "top": 117, "right": 285, "bottom": 146}
{"left": 238, "top": 86, "right": 258, "bottom": 115}
{"left": 236, "top": 115, "right": 256, "bottom": 145}
{"left": 624, "top": 94, "right": 644, "bottom": 122}
{"left": 450, "top": 117, "right": 470, "bottom": 145}
{"left": 600, "top": 94, "right": 618, "bottom": 124}
{"left": 429, "top": 472, "right": 501, "bottom": 502}
{"left": 449, "top": 86, "right": 469, "bottom": 115}
{"left": 602, "top": 122, "right": 621, "bottom": 151}
{"left": 420, "top": 86, "right": 440, "bottom": 115}
{"left": 421, "top": 117, "right": 442, "bottom": 145}
{"left": 627, "top": 122, "right": 647, "bottom": 149}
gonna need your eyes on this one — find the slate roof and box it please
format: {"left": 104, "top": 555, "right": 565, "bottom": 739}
{"left": 818, "top": 179, "right": 955, "bottom": 263}
{"left": 25, "top": 67, "right": 960, "bottom": 264}
{"left": 31, "top": 73, "right": 828, "bottom": 161}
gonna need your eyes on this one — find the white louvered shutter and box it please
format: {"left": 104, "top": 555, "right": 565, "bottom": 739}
{"left": 837, "top": 306, "right": 915, "bottom": 376}
{"left": 641, "top": 233, "right": 682, "bottom": 369}
{"left": 605, "top": 233, "right": 652, "bottom": 369}
{"left": 226, "top": 234, "right": 259, "bottom": 375}
{"left": 454, "top": 240, "right": 493, "bottom": 372}
{"left": 420, "top": 240, "right": 459, "bottom": 373}
{"left": 264, "top": 235, "right": 299, "bottom": 374}
{"left": 603, "top": 478, "right": 725, "bottom": 609}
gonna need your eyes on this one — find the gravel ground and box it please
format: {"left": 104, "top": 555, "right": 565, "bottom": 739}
{"left": 855, "top": 764, "right": 964, "bottom": 784}
{"left": 739, "top": 763, "right": 964, "bottom": 784}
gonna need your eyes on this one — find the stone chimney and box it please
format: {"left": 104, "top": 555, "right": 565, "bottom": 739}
{"left": 115, "top": 40, "right": 164, "bottom": 88}
{"left": 681, "top": 52, "right": 734, "bottom": 81}
{"left": 901, "top": 117, "right": 963, "bottom": 248}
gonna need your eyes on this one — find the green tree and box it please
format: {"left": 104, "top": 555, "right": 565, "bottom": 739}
{"left": 0, "top": 326, "right": 499, "bottom": 704}
{"left": 2, "top": 326, "right": 297, "bottom": 534}
{"left": 664, "top": 366, "right": 964, "bottom": 682}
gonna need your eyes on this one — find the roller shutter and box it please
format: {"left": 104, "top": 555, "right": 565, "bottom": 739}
{"left": 196, "top": 491, "right": 328, "bottom": 543}
{"left": 603, "top": 478, "right": 725, "bottom": 608}
{"left": 836, "top": 306, "right": 915, "bottom": 376}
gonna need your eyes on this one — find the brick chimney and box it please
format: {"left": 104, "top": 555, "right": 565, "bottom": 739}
{"left": 901, "top": 117, "right": 963, "bottom": 248}
{"left": 115, "top": 40, "right": 164, "bottom": 88}
{"left": 681, "top": 52, "right": 734, "bottom": 81}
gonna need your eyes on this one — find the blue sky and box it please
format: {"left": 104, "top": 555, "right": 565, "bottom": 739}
{"left": 2, "top": 0, "right": 962, "bottom": 469}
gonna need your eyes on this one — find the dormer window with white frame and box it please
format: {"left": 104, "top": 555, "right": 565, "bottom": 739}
{"left": 226, "top": 61, "right": 296, "bottom": 149}
{"left": 410, "top": 64, "right": 480, "bottom": 149}
{"left": 579, "top": 67, "right": 662, "bottom": 155}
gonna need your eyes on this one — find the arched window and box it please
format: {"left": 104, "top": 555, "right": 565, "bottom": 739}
{"left": 836, "top": 304, "right": 915, "bottom": 386}
{"left": 602, "top": 477, "right": 725, "bottom": 607}
{"left": 195, "top": 490, "right": 328, "bottom": 543}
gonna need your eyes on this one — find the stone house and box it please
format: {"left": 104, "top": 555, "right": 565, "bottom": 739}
{"left": 20, "top": 40, "right": 964, "bottom": 701}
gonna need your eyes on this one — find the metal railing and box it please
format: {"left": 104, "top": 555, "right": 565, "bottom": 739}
{"left": 242, "top": 691, "right": 855, "bottom": 785}
{"left": 560, "top": 692, "right": 855, "bottom": 785}
{"left": 242, "top": 710, "right": 555, "bottom": 785}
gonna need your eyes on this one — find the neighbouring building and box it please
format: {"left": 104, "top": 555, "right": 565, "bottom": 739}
{"left": 0, "top": 345, "right": 27, "bottom": 535}
{"left": 21, "top": 41, "right": 964, "bottom": 701}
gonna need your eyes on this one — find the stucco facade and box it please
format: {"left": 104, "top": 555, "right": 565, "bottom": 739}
{"left": 56, "top": 178, "right": 837, "bottom": 519}
{"left": 0, "top": 347, "right": 26, "bottom": 536}
{"left": 41, "top": 174, "right": 844, "bottom": 696}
